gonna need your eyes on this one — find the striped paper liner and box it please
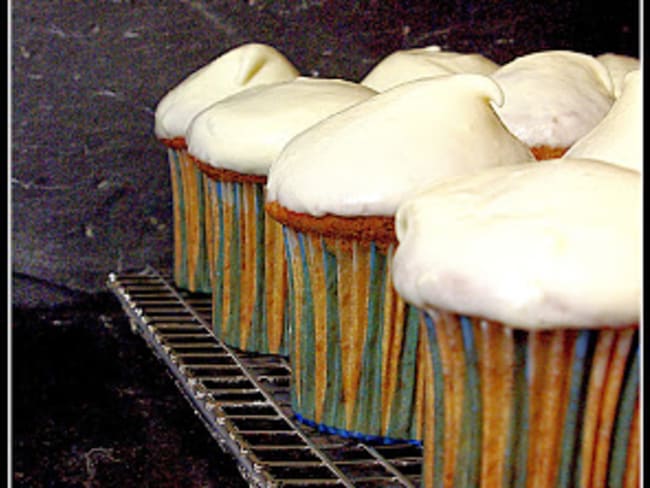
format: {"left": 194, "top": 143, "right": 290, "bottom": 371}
{"left": 167, "top": 147, "right": 211, "bottom": 293}
{"left": 282, "top": 227, "right": 427, "bottom": 444}
{"left": 205, "top": 177, "right": 289, "bottom": 355}
{"left": 420, "top": 311, "right": 639, "bottom": 488}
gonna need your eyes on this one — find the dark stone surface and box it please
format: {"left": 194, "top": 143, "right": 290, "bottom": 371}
{"left": 11, "top": 0, "right": 640, "bottom": 307}
{"left": 11, "top": 1, "right": 227, "bottom": 307}
{"left": 12, "top": 294, "right": 247, "bottom": 487}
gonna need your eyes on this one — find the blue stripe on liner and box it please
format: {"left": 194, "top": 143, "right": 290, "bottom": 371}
{"left": 608, "top": 332, "right": 639, "bottom": 487}
{"left": 280, "top": 230, "right": 293, "bottom": 357}
{"left": 572, "top": 329, "right": 605, "bottom": 483}
{"left": 387, "top": 304, "right": 420, "bottom": 441}
{"left": 192, "top": 163, "right": 210, "bottom": 292}
{"left": 297, "top": 231, "right": 316, "bottom": 420}
{"left": 171, "top": 154, "right": 189, "bottom": 289}
{"left": 294, "top": 412, "right": 423, "bottom": 447}
{"left": 424, "top": 313, "right": 446, "bottom": 488}
{"left": 322, "top": 238, "right": 345, "bottom": 429}
{"left": 250, "top": 183, "right": 267, "bottom": 352}
{"left": 281, "top": 226, "right": 298, "bottom": 408}
{"left": 227, "top": 182, "right": 242, "bottom": 345}
{"left": 354, "top": 242, "right": 386, "bottom": 435}
{"left": 211, "top": 180, "right": 225, "bottom": 335}
{"left": 503, "top": 329, "right": 529, "bottom": 488}
{"left": 556, "top": 330, "right": 594, "bottom": 488}
{"left": 454, "top": 316, "right": 482, "bottom": 488}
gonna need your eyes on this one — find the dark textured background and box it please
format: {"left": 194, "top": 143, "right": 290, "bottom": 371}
{"left": 10, "top": 1, "right": 640, "bottom": 486}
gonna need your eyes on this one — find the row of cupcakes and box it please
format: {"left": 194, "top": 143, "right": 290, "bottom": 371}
{"left": 153, "top": 43, "right": 640, "bottom": 487}
{"left": 154, "top": 43, "right": 638, "bottom": 297}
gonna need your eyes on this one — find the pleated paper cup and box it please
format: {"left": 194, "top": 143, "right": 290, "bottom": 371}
{"left": 163, "top": 139, "right": 211, "bottom": 293}
{"left": 198, "top": 160, "right": 289, "bottom": 356}
{"left": 281, "top": 226, "right": 427, "bottom": 444}
{"left": 420, "top": 310, "right": 639, "bottom": 488}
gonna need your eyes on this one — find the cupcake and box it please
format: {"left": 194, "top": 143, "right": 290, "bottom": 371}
{"left": 392, "top": 158, "right": 640, "bottom": 487}
{"left": 154, "top": 43, "right": 298, "bottom": 292}
{"left": 361, "top": 45, "right": 499, "bottom": 92}
{"left": 490, "top": 50, "right": 615, "bottom": 160}
{"left": 597, "top": 53, "right": 640, "bottom": 98}
{"left": 185, "top": 77, "right": 376, "bottom": 355}
{"left": 265, "top": 74, "right": 534, "bottom": 443}
{"left": 564, "top": 70, "right": 641, "bottom": 172}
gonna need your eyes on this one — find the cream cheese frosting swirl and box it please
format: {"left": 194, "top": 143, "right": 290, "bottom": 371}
{"left": 490, "top": 50, "right": 615, "bottom": 149}
{"left": 564, "top": 70, "right": 641, "bottom": 172}
{"left": 186, "top": 77, "right": 376, "bottom": 175}
{"left": 361, "top": 45, "right": 499, "bottom": 91}
{"left": 267, "top": 74, "right": 534, "bottom": 217}
{"left": 154, "top": 43, "right": 299, "bottom": 140}
{"left": 597, "top": 53, "right": 641, "bottom": 98}
{"left": 392, "top": 158, "right": 641, "bottom": 329}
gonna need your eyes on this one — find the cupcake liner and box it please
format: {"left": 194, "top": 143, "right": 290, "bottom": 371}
{"left": 420, "top": 311, "right": 639, "bottom": 488}
{"left": 205, "top": 177, "right": 289, "bottom": 355}
{"left": 167, "top": 147, "right": 211, "bottom": 293}
{"left": 282, "top": 227, "right": 426, "bottom": 443}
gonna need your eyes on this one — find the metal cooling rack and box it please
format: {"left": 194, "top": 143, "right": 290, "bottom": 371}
{"left": 107, "top": 266, "right": 423, "bottom": 487}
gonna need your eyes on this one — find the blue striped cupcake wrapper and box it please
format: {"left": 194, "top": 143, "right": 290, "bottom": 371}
{"left": 205, "top": 177, "right": 289, "bottom": 356}
{"left": 168, "top": 148, "right": 211, "bottom": 293}
{"left": 421, "top": 310, "right": 639, "bottom": 488}
{"left": 282, "top": 227, "right": 427, "bottom": 444}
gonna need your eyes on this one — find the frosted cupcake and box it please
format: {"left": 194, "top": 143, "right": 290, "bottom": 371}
{"left": 186, "top": 77, "right": 376, "bottom": 355}
{"left": 361, "top": 45, "right": 499, "bottom": 92}
{"left": 266, "top": 74, "right": 534, "bottom": 443}
{"left": 597, "top": 53, "right": 640, "bottom": 98}
{"left": 154, "top": 43, "right": 298, "bottom": 292}
{"left": 490, "top": 50, "right": 614, "bottom": 160}
{"left": 564, "top": 70, "right": 641, "bottom": 172}
{"left": 393, "top": 158, "right": 640, "bottom": 487}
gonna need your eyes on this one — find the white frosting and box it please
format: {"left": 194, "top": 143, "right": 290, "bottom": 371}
{"left": 491, "top": 50, "right": 615, "bottom": 148}
{"left": 393, "top": 158, "right": 641, "bottom": 329}
{"left": 154, "top": 43, "right": 299, "bottom": 140}
{"left": 361, "top": 45, "right": 499, "bottom": 92}
{"left": 267, "top": 74, "right": 534, "bottom": 217}
{"left": 564, "top": 70, "right": 641, "bottom": 172}
{"left": 597, "top": 53, "right": 640, "bottom": 98}
{"left": 186, "top": 77, "right": 376, "bottom": 175}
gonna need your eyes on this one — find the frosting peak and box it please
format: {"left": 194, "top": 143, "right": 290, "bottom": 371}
{"left": 154, "top": 43, "right": 299, "bottom": 140}
{"left": 491, "top": 50, "right": 615, "bottom": 149}
{"left": 267, "top": 74, "right": 533, "bottom": 218}
{"left": 361, "top": 45, "right": 499, "bottom": 92}
{"left": 564, "top": 70, "right": 641, "bottom": 172}
{"left": 597, "top": 53, "right": 641, "bottom": 98}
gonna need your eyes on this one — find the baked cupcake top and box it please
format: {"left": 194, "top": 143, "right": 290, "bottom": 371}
{"left": 266, "top": 74, "right": 534, "bottom": 218}
{"left": 154, "top": 43, "right": 299, "bottom": 141}
{"left": 490, "top": 50, "right": 614, "bottom": 150}
{"left": 564, "top": 70, "right": 641, "bottom": 172}
{"left": 361, "top": 45, "right": 499, "bottom": 91}
{"left": 186, "top": 77, "right": 376, "bottom": 175}
{"left": 597, "top": 53, "right": 641, "bottom": 98}
{"left": 392, "top": 158, "right": 641, "bottom": 329}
